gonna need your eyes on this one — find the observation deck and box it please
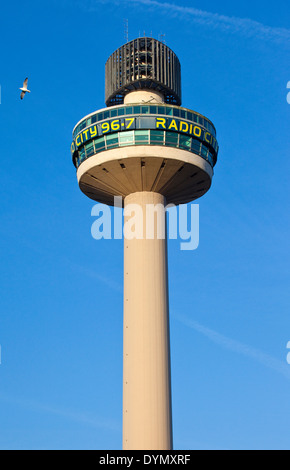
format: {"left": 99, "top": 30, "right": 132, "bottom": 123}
{"left": 71, "top": 38, "right": 219, "bottom": 206}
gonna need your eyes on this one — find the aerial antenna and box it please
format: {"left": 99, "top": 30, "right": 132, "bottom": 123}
{"left": 124, "top": 19, "right": 129, "bottom": 43}
{"left": 159, "top": 33, "right": 166, "bottom": 44}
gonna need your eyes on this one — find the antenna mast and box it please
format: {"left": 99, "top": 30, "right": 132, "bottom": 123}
{"left": 124, "top": 19, "right": 129, "bottom": 43}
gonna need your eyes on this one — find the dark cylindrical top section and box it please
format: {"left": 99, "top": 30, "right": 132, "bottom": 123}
{"left": 105, "top": 37, "right": 182, "bottom": 107}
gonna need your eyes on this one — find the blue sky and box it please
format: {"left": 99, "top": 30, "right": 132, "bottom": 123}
{"left": 0, "top": 0, "right": 289, "bottom": 450}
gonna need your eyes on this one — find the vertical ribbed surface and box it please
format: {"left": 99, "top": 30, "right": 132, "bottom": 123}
{"left": 123, "top": 192, "right": 173, "bottom": 450}
{"left": 105, "top": 38, "right": 181, "bottom": 106}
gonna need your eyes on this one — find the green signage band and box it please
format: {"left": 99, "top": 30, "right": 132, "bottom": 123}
{"left": 71, "top": 115, "right": 218, "bottom": 156}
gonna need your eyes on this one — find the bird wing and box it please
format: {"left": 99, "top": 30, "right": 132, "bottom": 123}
{"left": 20, "top": 91, "right": 25, "bottom": 100}
{"left": 23, "top": 78, "right": 28, "bottom": 89}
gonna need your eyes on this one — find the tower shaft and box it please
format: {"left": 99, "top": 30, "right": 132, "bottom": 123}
{"left": 123, "top": 191, "right": 173, "bottom": 450}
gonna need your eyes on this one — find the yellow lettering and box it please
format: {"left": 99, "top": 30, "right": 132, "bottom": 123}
{"left": 189, "top": 124, "right": 193, "bottom": 134}
{"left": 168, "top": 119, "right": 178, "bottom": 131}
{"left": 179, "top": 121, "right": 189, "bottom": 133}
{"left": 111, "top": 119, "right": 120, "bottom": 131}
{"left": 71, "top": 142, "right": 76, "bottom": 153}
{"left": 156, "top": 117, "right": 166, "bottom": 129}
{"left": 75, "top": 135, "right": 82, "bottom": 147}
{"left": 193, "top": 126, "right": 202, "bottom": 138}
{"left": 205, "top": 132, "right": 211, "bottom": 144}
{"left": 90, "top": 126, "right": 97, "bottom": 138}
{"left": 83, "top": 129, "right": 89, "bottom": 140}
{"left": 125, "top": 118, "right": 134, "bottom": 129}
{"left": 101, "top": 122, "right": 110, "bottom": 133}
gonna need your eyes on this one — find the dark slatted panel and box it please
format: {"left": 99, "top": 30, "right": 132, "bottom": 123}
{"left": 105, "top": 38, "right": 182, "bottom": 107}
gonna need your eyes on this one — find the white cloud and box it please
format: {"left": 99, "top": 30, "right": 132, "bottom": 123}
{"left": 175, "top": 314, "right": 290, "bottom": 381}
{"left": 80, "top": 0, "right": 290, "bottom": 44}
{"left": 0, "top": 393, "right": 120, "bottom": 432}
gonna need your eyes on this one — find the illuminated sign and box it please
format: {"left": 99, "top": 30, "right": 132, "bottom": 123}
{"left": 71, "top": 116, "right": 218, "bottom": 155}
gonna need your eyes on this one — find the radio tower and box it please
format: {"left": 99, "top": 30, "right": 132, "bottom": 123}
{"left": 71, "top": 38, "right": 219, "bottom": 450}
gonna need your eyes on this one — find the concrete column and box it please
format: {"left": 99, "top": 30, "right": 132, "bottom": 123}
{"left": 123, "top": 191, "right": 173, "bottom": 450}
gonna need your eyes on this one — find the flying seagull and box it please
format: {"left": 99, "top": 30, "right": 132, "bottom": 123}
{"left": 20, "top": 78, "right": 31, "bottom": 100}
